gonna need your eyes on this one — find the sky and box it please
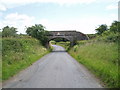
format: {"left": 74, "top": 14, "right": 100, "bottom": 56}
{"left": 0, "top": 0, "right": 119, "bottom": 34}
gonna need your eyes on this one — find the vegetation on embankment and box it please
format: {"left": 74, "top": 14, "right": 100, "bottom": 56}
{"left": 55, "top": 21, "right": 119, "bottom": 88}
{"left": 68, "top": 21, "right": 119, "bottom": 88}
{"left": 2, "top": 36, "right": 50, "bottom": 80}
{"left": 51, "top": 39, "right": 118, "bottom": 88}
{"left": 68, "top": 40, "right": 118, "bottom": 88}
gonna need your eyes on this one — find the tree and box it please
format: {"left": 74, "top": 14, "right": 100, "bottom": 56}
{"left": 26, "top": 24, "right": 49, "bottom": 46}
{"left": 109, "top": 21, "right": 120, "bottom": 33}
{"left": 2, "top": 26, "right": 17, "bottom": 37}
{"left": 95, "top": 24, "right": 108, "bottom": 35}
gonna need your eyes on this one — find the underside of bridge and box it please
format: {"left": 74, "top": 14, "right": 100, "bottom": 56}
{"left": 46, "top": 30, "right": 89, "bottom": 48}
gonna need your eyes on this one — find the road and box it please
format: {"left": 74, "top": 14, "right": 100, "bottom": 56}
{"left": 3, "top": 45, "right": 102, "bottom": 88}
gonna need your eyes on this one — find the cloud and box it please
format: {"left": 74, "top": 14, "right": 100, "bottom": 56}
{"left": 0, "top": 0, "right": 97, "bottom": 11}
{"left": 106, "top": 4, "right": 118, "bottom": 10}
{"left": 0, "top": 3, "right": 7, "bottom": 11}
{"left": 109, "top": 14, "right": 117, "bottom": 18}
{"left": 39, "top": 15, "right": 117, "bottom": 34}
{"left": 0, "top": 0, "right": 119, "bottom": 11}
{"left": 0, "top": 13, "right": 35, "bottom": 34}
{"left": 96, "top": 0, "right": 119, "bottom": 3}
{"left": 0, "top": 0, "right": 118, "bottom": 34}
{"left": 40, "top": 19, "right": 49, "bottom": 27}
{"left": 1, "top": 0, "right": 96, "bottom": 4}
{"left": 1, "top": 0, "right": 119, "bottom": 6}
{"left": 0, "top": 13, "right": 117, "bottom": 34}
{"left": 1, "top": 0, "right": 120, "bottom": 11}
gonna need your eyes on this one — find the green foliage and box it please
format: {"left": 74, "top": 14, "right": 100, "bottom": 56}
{"left": 94, "top": 31, "right": 118, "bottom": 42}
{"left": 104, "top": 21, "right": 119, "bottom": 42}
{"left": 95, "top": 24, "right": 108, "bottom": 35}
{"left": 87, "top": 34, "right": 96, "bottom": 39}
{"left": 2, "top": 37, "right": 49, "bottom": 80}
{"left": 109, "top": 21, "right": 120, "bottom": 33}
{"left": 94, "top": 21, "right": 119, "bottom": 42}
{"left": 69, "top": 41, "right": 118, "bottom": 88}
{"left": 26, "top": 24, "right": 49, "bottom": 46}
{"left": 2, "top": 26, "right": 17, "bottom": 37}
{"left": 0, "top": 32, "right": 2, "bottom": 37}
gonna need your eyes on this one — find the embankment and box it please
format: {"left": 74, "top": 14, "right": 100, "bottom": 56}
{"left": 68, "top": 40, "right": 118, "bottom": 88}
{"left": 2, "top": 36, "right": 50, "bottom": 80}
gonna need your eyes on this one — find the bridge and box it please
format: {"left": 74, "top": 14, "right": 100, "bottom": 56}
{"left": 46, "top": 30, "right": 89, "bottom": 47}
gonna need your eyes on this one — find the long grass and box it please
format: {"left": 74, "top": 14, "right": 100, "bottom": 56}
{"left": 69, "top": 41, "right": 118, "bottom": 88}
{"left": 2, "top": 37, "right": 49, "bottom": 80}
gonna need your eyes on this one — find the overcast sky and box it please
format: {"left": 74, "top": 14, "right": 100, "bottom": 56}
{"left": 0, "top": 0, "right": 119, "bottom": 34}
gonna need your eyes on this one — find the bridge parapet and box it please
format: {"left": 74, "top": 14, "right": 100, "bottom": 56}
{"left": 47, "top": 30, "right": 88, "bottom": 40}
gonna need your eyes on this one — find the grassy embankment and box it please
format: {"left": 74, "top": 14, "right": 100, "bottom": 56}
{"left": 2, "top": 36, "right": 50, "bottom": 80}
{"left": 55, "top": 40, "right": 118, "bottom": 88}
{"left": 69, "top": 40, "right": 118, "bottom": 88}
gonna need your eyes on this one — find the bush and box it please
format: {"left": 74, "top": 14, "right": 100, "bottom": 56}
{"left": 101, "top": 31, "right": 118, "bottom": 42}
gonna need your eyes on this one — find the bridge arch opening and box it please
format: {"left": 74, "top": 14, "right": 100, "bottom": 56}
{"left": 46, "top": 36, "right": 76, "bottom": 48}
{"left": 49, "top": 37, "right": 70, "bottom": 42}
{"left": 46, "top": 37, "right": 71, "bottom": 48}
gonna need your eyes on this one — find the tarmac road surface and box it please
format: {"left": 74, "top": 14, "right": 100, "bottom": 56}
{"left": 3, "top": 45, "right": 102, "bottom": 88}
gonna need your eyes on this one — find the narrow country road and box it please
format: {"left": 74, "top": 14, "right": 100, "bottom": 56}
{"left": 3, "top": 45, "right": 102, "bottom": 88}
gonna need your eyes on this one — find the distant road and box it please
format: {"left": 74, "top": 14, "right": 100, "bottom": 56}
{"left": 3, "top": 45, "right": 102, "bottom": 88}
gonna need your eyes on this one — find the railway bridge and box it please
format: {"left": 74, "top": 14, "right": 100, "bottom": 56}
{"left": 46, "top": 30, "right": 89, "bottom": 47}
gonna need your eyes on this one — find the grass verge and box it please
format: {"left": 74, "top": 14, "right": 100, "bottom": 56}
{"left": 68, "top": 40, "right": 118, "bottom": 88}
{"left": 2, "top": 37, "right": 50, "bottom": 80}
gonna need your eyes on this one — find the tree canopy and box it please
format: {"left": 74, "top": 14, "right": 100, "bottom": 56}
{"left": 95, "top": 21, "right": 119, "bottom": 35}
{"left": 2, "top": 26, "right": 17, "bottom": 37}
{"left": 95, "top": 21, "right": 119, "bottom": 42}
{"left": 109, "top": 21, "right": 120, "bottom": 33}
{"left": 26, "top": 24, "right": 49, "bottom": 46}
{"left": 95, "top": 24, "right": 108, "bottom": 35}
